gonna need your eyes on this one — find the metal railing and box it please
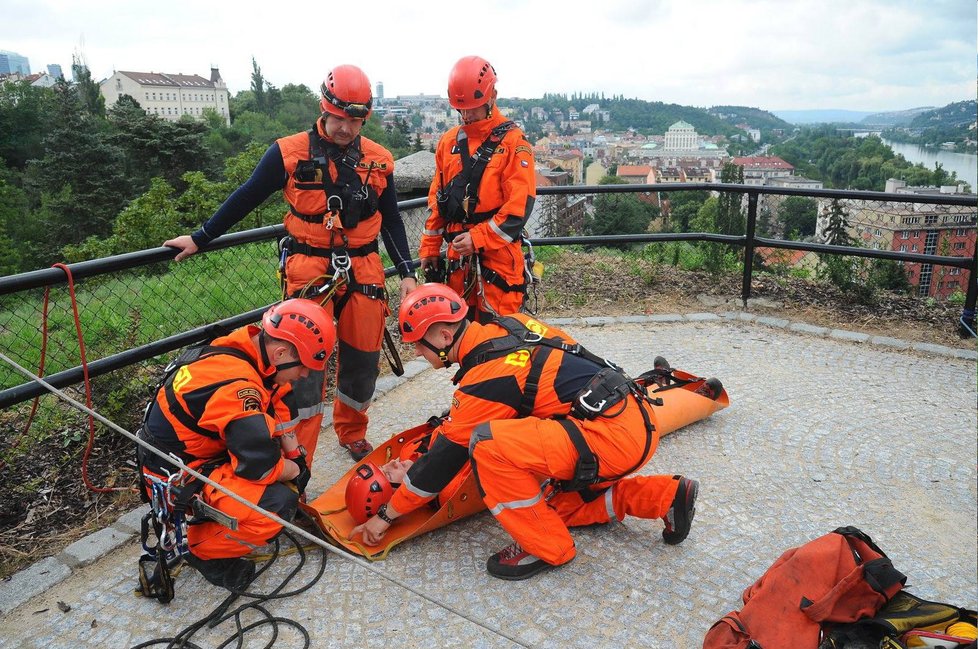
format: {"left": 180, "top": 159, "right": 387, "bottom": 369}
{"left": 1, "top": 183, "right": 975, "bottom": 410}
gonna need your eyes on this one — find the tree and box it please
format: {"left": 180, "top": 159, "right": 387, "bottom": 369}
{"left": 23, "top": 79, "right": 128, "bottom": 265}
{"left": 0, "top": 81, "right": 58, "bottom": 169}
{"left": 819, "top": 199, "right": 872, "bottom": 301}
{"left": 71, "top": 56, "right": 105, "bottom": 117}
{"left": 585, "top": 175, "right": 658, "bottom": 248}
{"left": 250, "top": 58, "right": 268, "bottom": 115}
{"left": 716, "top": 162, "right": 744, "bottom": 236}
{"left": 780, "top": 196, "right": 817, "bottom": 239}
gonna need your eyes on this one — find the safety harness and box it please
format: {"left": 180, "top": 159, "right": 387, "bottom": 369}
{"left": 135, "top": 343, "right": 270, "bottom": 602}
{"left": 290, "top": 128, "right": 378, "bottom": 230}
{"left": 453, "top": 317, "right": 663, "bottom": 492}
{"left": 436, "top": 120, "right": 516, "bottom": 225}
{"left": 280, "top": 127, "right": 387, "bottom": 315}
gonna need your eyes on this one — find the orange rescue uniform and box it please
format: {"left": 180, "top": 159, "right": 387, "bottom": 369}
{"left": 388, "top": 314, "right": 683, "bottom": 566}
{"left": 278, "top": 120, "right": 395, "bottom": 460}
{"left": 139, "top": 326, "right": 298, "bottom": 560}
{"left": 421, "top": 112, "right": 536, "bottom": 322}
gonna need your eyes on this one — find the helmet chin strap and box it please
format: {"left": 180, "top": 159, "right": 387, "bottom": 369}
{"left": 420, "top": 321, "right": 468, "bottom": 368}
{"left": 259, "top": 330, "right": 304, "bottom": 373}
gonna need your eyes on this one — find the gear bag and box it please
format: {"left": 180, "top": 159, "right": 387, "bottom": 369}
{"left": 703, "top": 526, "right": 906, "bottom": 649}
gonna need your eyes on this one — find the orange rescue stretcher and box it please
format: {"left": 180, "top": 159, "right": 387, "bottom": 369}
{"left": 301, "top": 368, "right": 729, "bottom": 560}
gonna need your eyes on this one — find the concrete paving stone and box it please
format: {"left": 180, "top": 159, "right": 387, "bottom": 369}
{"left": 111, "top": 507, "right": 145, "bottom": 535}
{"left": 754, "top": 315, "right": 790, "bottom": 328}
{"left": 869, "top": 335, "right": 912, "bottom": 350}
{"left": 686, "top": 312, "right": 722, "bottom": 322}
{"left": 830, "top": 329, "right": 871, "bottom": 343}
{"left": 790, "top": 322, "right": 830, "bottom": 337}
{"left": 0, "top": 320, "right": 973, "bottom": 648}
{"left": 617, "top": 315, "right": 654, "bottom": 324}
{"left": 582, "top": 316, "right": 616, "bottom": 326}
{"left": 646, "top": 314, "right": 686, "bottom": 322}
{"left": 60, "top": 526, "right": 133, "bottom": 568}
{"left": 0, "top": 557, "right": 71, "bottom": 615}
{"left": 720, "top": 311, "right": 756, "bottom": 322}
{"left": 547, "top": 317, "right": 580, "bottom": 326}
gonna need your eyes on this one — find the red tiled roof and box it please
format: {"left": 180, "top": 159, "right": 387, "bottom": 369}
{"left": 617, "top": 165, "right": 652, "bottom": 177}
{"left": 732, "top": 156, "right": 794, "bottom": 170}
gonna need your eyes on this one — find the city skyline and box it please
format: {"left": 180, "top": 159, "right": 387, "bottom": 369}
{"left": 2, "top": 0, "right": 976, "bottom": 113}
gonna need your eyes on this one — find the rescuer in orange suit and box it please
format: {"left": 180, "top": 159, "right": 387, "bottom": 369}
{"left": 163, "top": 65, "right": 418, "bottom": 464}
{"left": 138, "top": 299, "right": 336, "bottom": 590}
{"left": 418, "top": 56, "right": 536, "bottom": 323}
{"left": 350, "top": 284, "right": 713, "bottom": 580}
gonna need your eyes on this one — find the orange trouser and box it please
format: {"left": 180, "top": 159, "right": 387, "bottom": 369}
{"left": 470, "top": 398, "right": 679, "bottom": 566}
{"left": 156, "top": 464, "right": 300, "bottom": 560}
{"left": 291, "top": 289, "right": 386, "bottom": 464}
{"left": 446, "top": 244, "right": 525, "bottom": 322}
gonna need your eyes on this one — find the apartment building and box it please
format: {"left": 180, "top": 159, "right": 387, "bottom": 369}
{"left": 816, "top": 179, "right": 976, "bottom": 298}
{"left": 99, "top": 67, "right": 230, "bottom": 126}
{"left": 732, "top": 156, "right": 795, "bottom": 185}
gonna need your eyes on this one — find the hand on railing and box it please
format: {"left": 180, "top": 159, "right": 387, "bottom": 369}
{"left": 163, "top": 235, "right": 199, "bottom": 262}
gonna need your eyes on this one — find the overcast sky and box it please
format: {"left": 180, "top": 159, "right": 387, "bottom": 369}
{"left": 3, "top": 0, "right": 976, "bottom": 112}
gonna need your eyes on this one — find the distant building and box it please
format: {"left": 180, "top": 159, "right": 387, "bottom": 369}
{"left": 732, "top": 156, "right": 794, "bottom": 185}
{"left": 376, "top": 81, "right": 384, "bottom": 102}
{"left": 765, "top": 175, "right": 823, "bottom": 190}
{"left": 24, "top": 72, "right": 57, "bottom": 88}
{"left": 0, "top": 50, "right": 30, "bottom": 75}
{"left": 664, "top": 120, "right": 698, "bottom": 151}
{"left": 617, "top": 164, "right": 653, "bottom": 184}
{"left": 46, "top": 64, "right": 64, "bottom": 79}
{"left": 816, "top": 179, "right": 976, "bottom": 298}
{"left": 99, "top": 67, "right": 230, "bottom": 125}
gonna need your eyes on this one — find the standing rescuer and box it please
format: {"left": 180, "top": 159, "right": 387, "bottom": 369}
{"left": 350, "top": 284, "right": 715, "bottom": 580}
{"left": 419, "top": 55, "right": 536, "bottom": 322}
{"left": 163, "top": 64, "right": 417, "bottom": 463}
{"left": 138, "top": 298, "right": 336, "bottom": 590}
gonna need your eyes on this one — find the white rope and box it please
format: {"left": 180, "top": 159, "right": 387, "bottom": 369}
{"left": 0, "top": 351, "right": 531, "bottom": 649}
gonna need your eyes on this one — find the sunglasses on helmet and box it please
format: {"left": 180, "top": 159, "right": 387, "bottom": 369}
{"left": 321, "top": 84, "right": 371, "bottom": 119}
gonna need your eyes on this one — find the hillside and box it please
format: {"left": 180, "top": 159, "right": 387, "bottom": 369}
{"left": 707, "top": 105, "right": 793, "bottom": 131}
{"left": 772, "top": 109, "right": 874, "bottom": 124}
{"left": 909, "top": 100, "right": 977, "bottom": 129}
{"left": 861, "top": 107, "right": 936, "bottom": 126}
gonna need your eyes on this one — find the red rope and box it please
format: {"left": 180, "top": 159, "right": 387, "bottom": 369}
{"left": 51, "top": 263, "right": 128, "bottom": 493}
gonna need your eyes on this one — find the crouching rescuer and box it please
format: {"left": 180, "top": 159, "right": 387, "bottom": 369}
{"left": 136, "top": 299, "right": 336, "bottom": 596}
{"left": 350, "top": 284, "right": 718, "bottom": 580}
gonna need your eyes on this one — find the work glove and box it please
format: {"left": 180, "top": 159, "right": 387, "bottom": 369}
{"left": 292, "top": 454, "right": 311, "bottom": 495}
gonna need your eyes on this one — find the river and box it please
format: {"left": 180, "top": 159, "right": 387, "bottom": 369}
{"left": 882, "top": 138, "right": 977, "bottom": 189}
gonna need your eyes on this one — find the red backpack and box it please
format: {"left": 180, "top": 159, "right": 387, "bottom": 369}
{"left": 703, "top": 527, "right": 906, "bottom": 649}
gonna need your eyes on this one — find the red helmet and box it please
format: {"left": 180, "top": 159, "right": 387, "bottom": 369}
{"left": 320, "top": 64, "right": 373, "bottom": 119}
{"left": 261, "top": 299, "right": 335, "bottom": 371}
{"left": 345, "top": 462, "right": 393, "bottom": 524}
{"left": 447, "top": 55, "right": 497, "bottom": 110}
{"left": 398, "top": 284, "right": 468, "bottom": 343}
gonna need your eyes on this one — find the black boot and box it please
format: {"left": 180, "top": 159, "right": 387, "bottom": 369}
{"left": 185, "top": 553, "right": 256, "bottom": 592}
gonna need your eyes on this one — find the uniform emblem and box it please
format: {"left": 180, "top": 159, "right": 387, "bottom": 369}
{"left": 515, "top": 145, "right": 532, "bottom": 155}
{"left": 520, "top": 160, "right": 529, "bottom": 167}
{"left": 525, "top": 320, "right": 548, "bottom": 337}
{"left": 172, "top": 366, "right": 192, "bottom": 393}
{"left": 504, "top": 349, "right": 531, "bottom": 368}
{"left": 452, "top": 396, "right": 460, "bottom": 409}
{"left": 237, "top": 387, "right": 262, "bottom": 412}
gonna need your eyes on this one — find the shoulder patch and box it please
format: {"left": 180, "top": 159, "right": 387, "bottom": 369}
{"left": 237, "top": 387, "right": 263, "bottom": 412}
{"left": 515, "top": 145, "right": 533, "bottom": 156}
{"left": 493, "top": 146, "right": 506, "bottom": 155}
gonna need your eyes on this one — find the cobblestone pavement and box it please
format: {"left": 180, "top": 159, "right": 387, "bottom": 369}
{"left": 1, "top": 316, "right": 975, "bottom": 649}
